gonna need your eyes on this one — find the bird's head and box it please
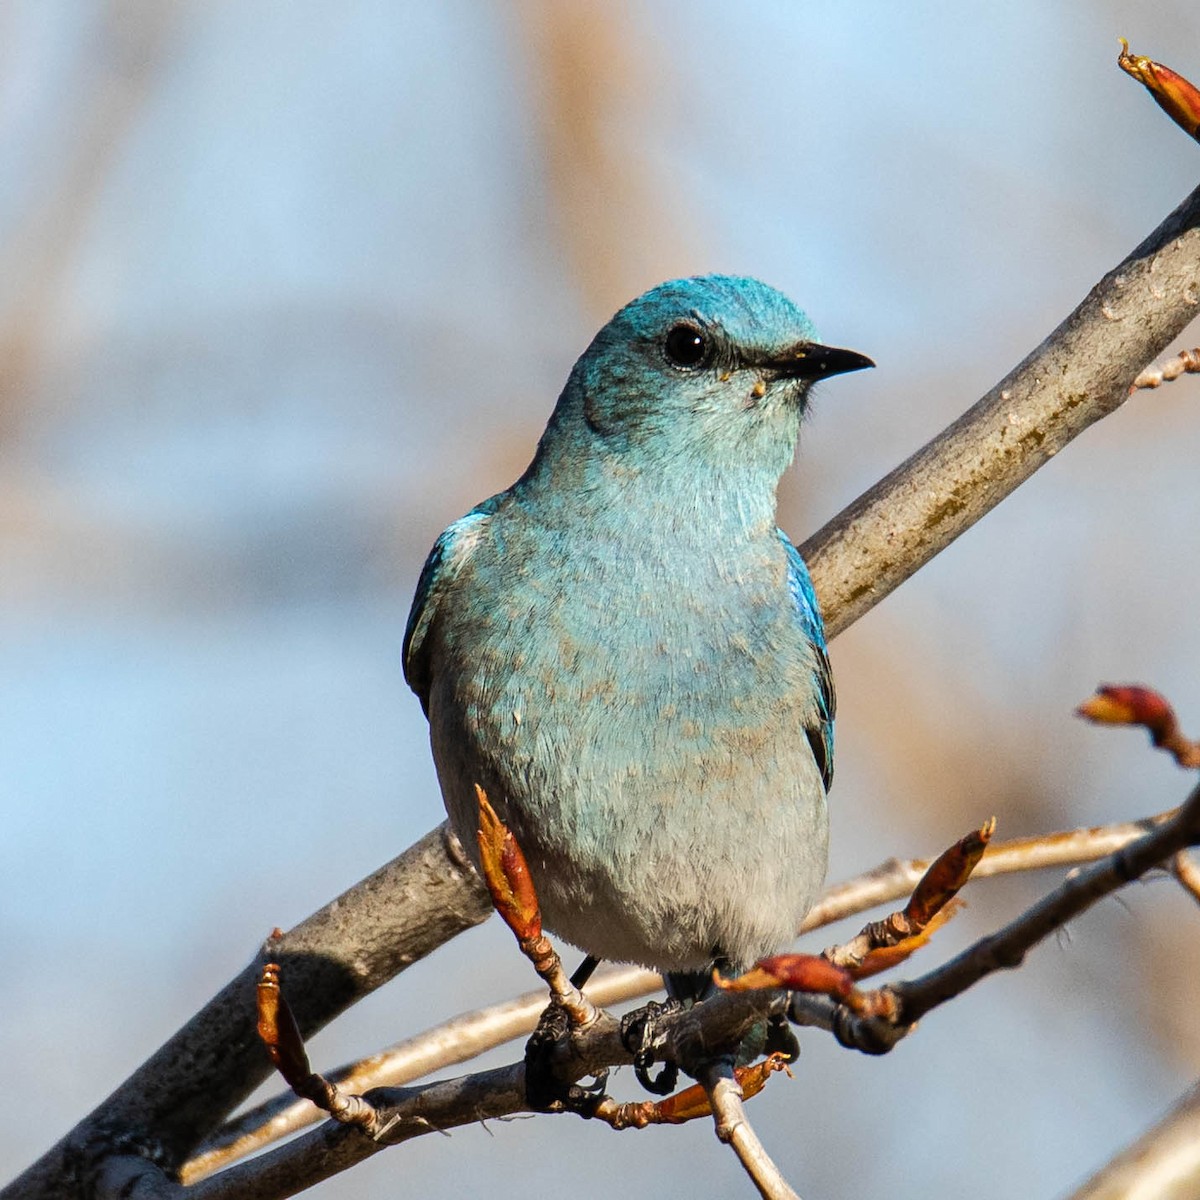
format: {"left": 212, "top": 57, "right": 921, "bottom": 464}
{"left": 536, "top": 276, "right": 872, "bottom": 495}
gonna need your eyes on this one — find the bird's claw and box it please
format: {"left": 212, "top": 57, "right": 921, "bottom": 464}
{"left": 524, "top": 998, "right": 612, "bottom": 1111}
{"left": 524, "top": 999, "right": 572, "bottom": 1110}
{"left": 620, "top": 999, "right": 682, "bottom": 1096}
{"left": 762, "top": 1012, "right": 800, "bottom": 1063}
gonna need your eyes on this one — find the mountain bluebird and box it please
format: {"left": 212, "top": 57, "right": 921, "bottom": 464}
{"left": 405, "top": 275, "right": 871, "bottom": 1000}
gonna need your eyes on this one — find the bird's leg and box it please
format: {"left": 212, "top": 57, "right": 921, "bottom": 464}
{"left": 523, "top": 956, "right": 608, "bottom": 1109}
{"left": 621, "top": 957, "right": 756, "bottom": 1094}
{"left": 570, "top": 954, "right": 601, "bottom": 989}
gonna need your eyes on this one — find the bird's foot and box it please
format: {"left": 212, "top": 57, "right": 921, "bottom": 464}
{"left": 620, "top": 999, "right": 683, "bottom": 1096}
{"left": 524, "top": 999, "right": 609, "bottom": 1112}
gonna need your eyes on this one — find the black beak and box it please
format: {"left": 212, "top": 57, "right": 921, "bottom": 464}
{"left": 762, "top": 342, "right": 875, "bottom": 381}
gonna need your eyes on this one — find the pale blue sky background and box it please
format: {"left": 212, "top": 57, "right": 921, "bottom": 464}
{"left": 2, "top": 4, "right": 1199, "bottom": 1197}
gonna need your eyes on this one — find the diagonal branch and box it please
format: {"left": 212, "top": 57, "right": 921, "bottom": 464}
{"left": 8, "top": 182, "right": 1200, "bottom": 1199}
{"left": 801, "top": 182, "right": 1200, "bottom": 637}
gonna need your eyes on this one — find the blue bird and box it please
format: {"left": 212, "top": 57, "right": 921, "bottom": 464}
{"left": 405, "top": 275, "right": 871, "bottom": 1005}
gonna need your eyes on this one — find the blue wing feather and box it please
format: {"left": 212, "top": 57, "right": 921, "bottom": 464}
{"left": 403, "top": 500, "right": 497, "bottom": 713}
{"left": 777, "top": 529, "right": 835, "bottom": 791}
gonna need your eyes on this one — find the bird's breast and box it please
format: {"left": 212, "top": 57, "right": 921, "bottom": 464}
{"left": 431, "top": 520, "right": 821, "bottom": 787}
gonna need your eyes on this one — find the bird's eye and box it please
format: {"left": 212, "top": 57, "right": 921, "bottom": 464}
{"left": 663, "top": 323, "right": 709, "bottom": 368}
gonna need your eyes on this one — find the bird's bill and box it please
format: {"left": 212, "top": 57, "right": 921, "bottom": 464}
{"left": 764, "top": 342, "right": 875, "bottom": 380}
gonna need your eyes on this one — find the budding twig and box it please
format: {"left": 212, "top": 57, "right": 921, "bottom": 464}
{"left": 476, "top": 785, "right": 600, "bottom": 1031}
{"left": 1077, "top": 684, "right": 1200, "bottom": 768}
{"left": 826, "top": 779, "right": 1200, "bottom": 1054}
{"left": 184, "top": 808, "right": 1176, "bottom": 1178}
{"left": 697, "top": 1059, "right": 802, "bottom": 1200}
{"left": 257, "top": 959, "right": 393, "bottom": 1139}
{"left": 823, "top": 819, "right": 992, "bottom": 977}
{"left": 1131, "top": 347, "right": 1200, "bottom": 391}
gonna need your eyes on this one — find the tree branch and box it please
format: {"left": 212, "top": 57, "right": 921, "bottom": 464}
{"left": 99, "top": 781, "right": 1199, "bottom": 1200}
{"left": 1064, "top": 1080, "right": 1200, "bottom": 1200}
{"left": 802, "top": 181, "right": 1200, "bottom": 637}
{"left": 698, "top": 1060, "right": 802, "bottom": 1200}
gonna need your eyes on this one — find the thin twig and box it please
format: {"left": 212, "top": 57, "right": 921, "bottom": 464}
{"left": 1064, "top": 1080, "right": 1200, "bottom": 1199}
{"left": 255, "top": 960, "right": 393, "bottom": 1139}
{"left": 697, "top": 1060, "right": 802, "bottom": 1200}
{"left": 823, "top": 819, "right": 991, "bottom": 976}
{"left": 801, "top": 810, "right": 1173, "bottom": 931}
{"left": 827, "top": 782, "right": 1200, "bottom": 1053}
{"left": 147, "top": 784, "right": 1196, "bottom": 1200}
{"left": 1131, "top": 346, "right": 1200, "bottom": 389}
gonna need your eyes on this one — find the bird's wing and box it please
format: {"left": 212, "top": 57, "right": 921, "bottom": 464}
{"left": 777, "top": 529, "right": 836, "bottom": 792}
{"left": 403, "top": 501, "right": 496, "bottom": 714}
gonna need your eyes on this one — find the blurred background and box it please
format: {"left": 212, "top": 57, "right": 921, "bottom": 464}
{"left": 3, "top": 3, "right": 1199, "bottom": 1197}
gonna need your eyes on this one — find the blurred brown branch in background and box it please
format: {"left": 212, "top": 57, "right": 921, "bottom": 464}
{"left": 514, "top": 1, "right": 702, "bottom": 319}
{"left": 0, "top": 1, "right": 176, "bottom": 440}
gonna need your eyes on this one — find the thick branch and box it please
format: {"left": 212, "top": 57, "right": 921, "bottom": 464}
{"left": 802, "top": 183, "right": 1200, "bottom": 636}
{"left": 4, "top": 827, "right": 491, "bottom": 1198}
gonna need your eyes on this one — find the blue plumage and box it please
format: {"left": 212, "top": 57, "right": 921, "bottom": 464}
{"left": 405, "top": 275, "right": 870, "bottom": 978}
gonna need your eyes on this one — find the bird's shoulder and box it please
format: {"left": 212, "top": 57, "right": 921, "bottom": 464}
{"left": 776, "top": 528, "right": 836, "bottom": 791}
{"left": 403, "top": 495, "right": 502, "bottom": 711}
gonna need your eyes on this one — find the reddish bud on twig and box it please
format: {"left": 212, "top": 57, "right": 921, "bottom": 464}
{"left": 714, "top": 953, "right": 857, "bottom": 1001}
{"left": 475, "top": 786, "right": 599, "bottom": 1030}
{"left": 1118, "top": 39, "right": 1200, "bottom": 142}
{"left": 1077, "top": 685, "right": 1200, "bottom": 768}
{"left": 256, "top": 961, "right": 386, "bottom": 1135}
{"left": 653, "top": 1055, "right": 792, "bottom": 1124}
{"left": 851, "top": 901, "right": 962, "bottom": 981}
{"left": 906, "top": 818, "right": 994, "bottom": 928}
{"left": 476, "top": 784, "right": 542, "bottom": 940}
{"left": 257, "top": 961, "right": 311, "bottom": 1085}
{"left": 587, "top": 1056, "right": 791, "bottom": 1131}
{"left": 822, "top": 820, "right": 991, "bottom": 981}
